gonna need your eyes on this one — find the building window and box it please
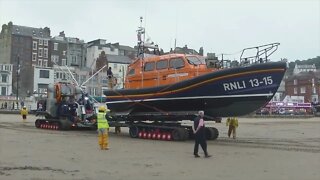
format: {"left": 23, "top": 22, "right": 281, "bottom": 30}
{"left": 313, "top": 87, "right": 316, "bottom": 94}
{"left": 38, "top": 48, "right": 43, "bottom": 57}
{"left": 62, "top": 59, "right": 67, "bottom": 66}
{"left": 63, "top": 51, "right": 66, "bottom": 56}
{"left": 33, "top": 41, "right": 37, "bottom": 50}
{"left": 44, "top": 40, "right": 48, "bottom": 46}
{"left": 39, "top": 39, "right": 43, "bottom": 46}
{"left": 91, "top": 88, "right": 97, "bottom": 96}
{"left": 44, "top": 48, "right": 48, "bottom": 58}
{"left": 72, "top": 56, "right": 77, "bottom": 64}
{"left": 38, "top": 84, "right": 48, "bottom": 94}
{"left": 1, "top": 87, "right": 6, "bottom": 96}
{"left": 294, "top": 79, "right": 297, "bottom": 85}
{"left": 39, "top": 70, "right": 49, "bottom": 78}
{"left": 1, "top": 74, "right": 8, "bottom": 83}
{"left": 38, "top": 59, "right": 42, "bottom": 67}
{"left": 43, "top": 60, "right": 48, "bottom": 67}
{"left": 32, "top": 53, "right": 37, "bottom": 61}
{"left": 300, "top": 87, "right": 306, "bottom": 94}
{"left": 294, "top": 87, "right": 297, "bottom": 94}
{"left": 101, "top": 76, "right": 107, "bottom": 84}
{"left": 51, "top": 55, "right": 59, "bottom": 64}
{"left": 54, "top": 43, "right": 58, "bottom": 51}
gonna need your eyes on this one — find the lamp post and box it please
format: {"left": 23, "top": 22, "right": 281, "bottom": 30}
{"left": 16, "top": 55, "right": 20, "bottom": 101}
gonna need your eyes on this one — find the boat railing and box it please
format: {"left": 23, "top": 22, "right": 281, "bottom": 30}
{"left": 239, "top": 42, "right": 280, "bottom": 66}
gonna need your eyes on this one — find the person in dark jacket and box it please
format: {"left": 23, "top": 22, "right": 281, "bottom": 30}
{"left": 192, "top": 110, "right": 211, "bottom": 158}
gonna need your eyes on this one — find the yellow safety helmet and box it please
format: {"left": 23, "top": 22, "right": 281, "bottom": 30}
{"left": 98, "top": 106, "right": 106, "bottom": 112}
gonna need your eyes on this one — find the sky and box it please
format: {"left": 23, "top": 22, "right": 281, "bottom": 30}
{"left": 0, "top": 0, "right": 319, "bottom": 61}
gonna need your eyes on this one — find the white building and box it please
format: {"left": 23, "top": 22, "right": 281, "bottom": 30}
{"left": 0, "top": 64, "right": 13, "bottom": 96}
{"left": 86, "top": 39, "right": 119, "bottom": 69}
{"left": 33, "top": 66, "right": 54, "bottom": 94}
{"left": 53, "top": 65, "right": 76, "bottom": 83}
{"left": 293, "top": 64, "right": 317, "bottom": 75}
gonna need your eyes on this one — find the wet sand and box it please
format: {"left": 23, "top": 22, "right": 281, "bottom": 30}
{"left": 0, "top": 114, "right": 319, "bottom": 180}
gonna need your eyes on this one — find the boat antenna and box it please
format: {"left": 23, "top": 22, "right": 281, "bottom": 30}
{"left": 137, "top": 16, "right": 145, "bottom": 58}
{"left": 137, "top": 16, "right": 145, "bottom": 87}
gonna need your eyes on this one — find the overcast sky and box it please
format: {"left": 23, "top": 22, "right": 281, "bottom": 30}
{"left": 0, "top": 0, "right": 319, "bottom": 61}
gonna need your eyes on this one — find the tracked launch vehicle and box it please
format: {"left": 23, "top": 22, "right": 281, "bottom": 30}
{"left": 34, "top": 82, "right": 98, "bottom": 130}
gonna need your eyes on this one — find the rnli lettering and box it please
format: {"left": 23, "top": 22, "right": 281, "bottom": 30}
{"left": 223, "top": 76, "right": 274, "bottom": 91}
{"left": 223, "top": 81, "right": 246, "bottom": 91}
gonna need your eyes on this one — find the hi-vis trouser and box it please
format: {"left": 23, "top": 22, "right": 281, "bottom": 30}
{"left": 98, "top": 128, "right": 109, "bottom": 150}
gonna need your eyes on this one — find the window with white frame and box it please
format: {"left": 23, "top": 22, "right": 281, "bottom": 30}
{"left": 300, "top": 86, "right": 306, "bottom": 94}
{"left": 43, "top": 60, "right": 48, "bottom": 67}
{"left": 38, "top": 48, "right": 43, "bottom": 57}
{"left": 39, "top": 39, "right": 43, "bottom": 45}
{"left": 33, "top": 41, "right": 37, "bottom": 50}
{"left": 91, "top": 88, "right": 97, "bottom": 96}
{"left": 44, "top": 48, "right": 48, "bottom": 58}
{"left": 113, "top": 63, "right": 117, "bottom": 69}
{"left": 44, "top": 40, "right": 48, "bottom": 46}
{"left": 72, "top": 56, "right": 77, "bottom": 64}
{"left": 32, "top": 53, "right": 37, "bottom": 61}
{"left": 62, "top": 59, "right": 67, "bottom": 66}
{"left": 38, "top": 59, "right": 42, "bottom": 67}
{"left": 294, "top": 87, "right": 297, "bottom": 94}
{"left": 1, "top": 87, "right": 6, "bottom": 96}
{"left": 294, "top": 79, "right": 297, "bottom": 85}
{"left": 63, "top": 51, "right": 66, "bottom": 56}
{"left": 54, "top": 43, "right": 58, "bottom": 51}
{"left": 313, "top": 87, "right": 316, "bottom": 94}
{"left": 1, "top": 74, "right": 8, "bottom": 83}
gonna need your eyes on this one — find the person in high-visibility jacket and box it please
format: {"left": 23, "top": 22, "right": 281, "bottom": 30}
{"left": 97, "top": 106, "right": 110, "bottom": 150}
{"left": 226, "top": 117, "right": 239, "bottom": 139}
{"left": 20, "top": 106, "right": 28, "bottom": 123}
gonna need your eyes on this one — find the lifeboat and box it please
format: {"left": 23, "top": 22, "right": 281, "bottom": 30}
{"left": 104, "top": 44, "right": 286, "bottom": 120}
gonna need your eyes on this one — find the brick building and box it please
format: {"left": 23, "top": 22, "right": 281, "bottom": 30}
{"left": 0, "top": 22, "right": 51, "bottom": 98}
{"left": 285, "top": 71, "right": 320, "bottom": 103}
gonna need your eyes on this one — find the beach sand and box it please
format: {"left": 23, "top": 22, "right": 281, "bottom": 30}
{"left": 0, "top": 114, "right": 319, "bottom": 180}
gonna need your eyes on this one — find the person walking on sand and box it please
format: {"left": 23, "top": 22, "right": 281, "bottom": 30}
{"left": 20, "top": 106, "right": 28, "bottom": 123}
{"left": 226, "top": 117, "right": 239, "bottom": 139}
{"left": 192, "top": 110, "right": 211, "bottom": 158}
{"left": 97, "top": 106, "right": 110, "bottom": 150}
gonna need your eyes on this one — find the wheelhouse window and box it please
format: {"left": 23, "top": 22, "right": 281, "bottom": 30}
{"left": 170, "top": 58, "right": 184, "bottom": 69}
{"left": 144, "top": 62, "right": 155, "bottom": 71}
{"left": 186, "top": 56, "right": 206, "bottom": 65}
{"left": 156, "top": 60, "right": 168, "bottom": 70}
{"left": 128, "top": 69, "right": 135, "bottom": 76}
